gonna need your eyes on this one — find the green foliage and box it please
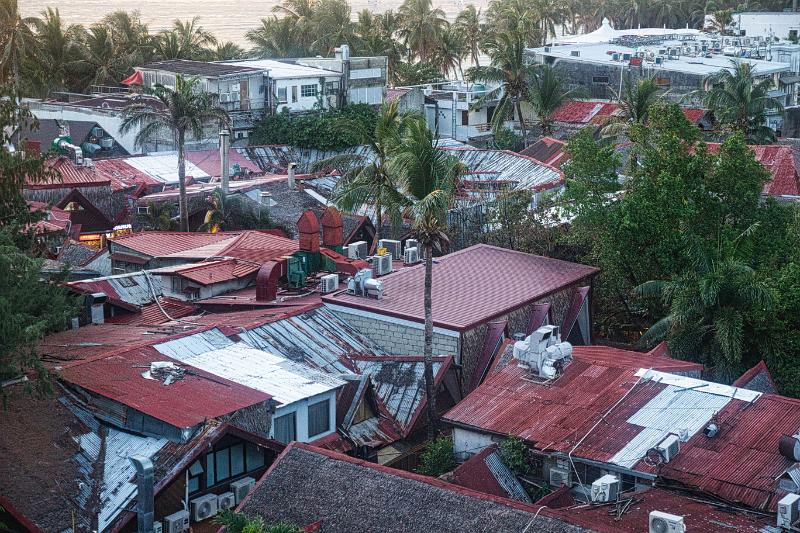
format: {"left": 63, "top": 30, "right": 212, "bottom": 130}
{"left": 198, "top": 188, "right": 289, "bottom": 234}
{"left": 250, "top": 104, "right": 378, "bottom": 150}
{"left": 499, "top": 436, "right": 530, "bottom": 475}
{"left": 492, "top": 127, "right": 522, "bottom": 151}
{"left": 393, "top": 60, "right": 444, "bottom": 86}
{"left": 214, "top": 510, "right": 301, "bottom": 533}
{"left": 417, "top": 436, "right": 457, "bottom": 477}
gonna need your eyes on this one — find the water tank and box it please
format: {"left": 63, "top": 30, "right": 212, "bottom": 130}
{"left": 780, "top": 435, "right": 800, "bottom": 461}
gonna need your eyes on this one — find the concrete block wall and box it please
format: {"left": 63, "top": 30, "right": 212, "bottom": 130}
{"left": 330, "top": 307, "right": 459, "bottom": 358}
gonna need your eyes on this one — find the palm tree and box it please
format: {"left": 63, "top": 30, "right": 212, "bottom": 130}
{"left": 101, "top": 10, "right": 154, "bottom": 66}
{"left": 140, "top": 202, "right": 178, "bottom": 231}
{"left": 311, "top": 0, "right": 355, "bottom": 55}
{"left": 31, "top": 8, "right": 84, "bottom": 97}
{"left": 392, "top": 120, "right": 464, "bottom": 438}
{"left": 455, "top": 5, "right": 483, "bottom": 68}
{"left": 81, "top": 25, "right": 124, "bottom": 88}
{"left": 272, "top": 0, "right": 317, "bottom": 54}
{"left": 313, "top": 99, "right": 411, "bottom": 245}
{"left": 397, "top": 0, "right": 447, "bottom": 61}
{"left": 211, "top": 41, "right": 246, "bottom": 61}
{"left": 156, "top": 17, "right": 216, "bottom": 60}
{"left": 120, "top": 75, "right": 230, "bottom": 232}
{"left": 0, "top": 0, "right": 38, "bottom": 91}
{"left": 528, "top": 64, "right": 584, "bottom": 135}
{"left": 635, "top": 226, "right": 773, "bottom": 381}
{"left": 469, "top": 31, "right": 536, "bottom": 144}
{"left": 485, "top": 0, "right": 543, "bottom": 48}
{"left": 703, "top": 60, "right": 784, "bottom": 144}
{"left": 246, "top": 17, "right": 307, "bottom": 58}
{"left": 600, "top": 77, "right": 662, "bottom": 139}
{"left": 432, "top": 26, "right": 466, "bottom": 79}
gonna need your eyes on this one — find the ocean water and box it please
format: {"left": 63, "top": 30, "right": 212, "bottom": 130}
{"left": 22, "top": 0, "right": 489, "bottom": 46}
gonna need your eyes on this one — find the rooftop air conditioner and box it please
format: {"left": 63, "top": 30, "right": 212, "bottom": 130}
{"left": 378, "top": 239, "right": 401, "bottom": 259}
{"left": 372, "top": 253, "right": 392, "bottom": 276}
{"left": 190, "top": 493, "right": 218, "bottom": 522}
{"left": 347, "top": 241, "right": 368, "bottom": 259}
{"left": 217, "top": 491, "right": 237, "bottom": 511}
{"left": 656, "top": 434, "right": 680, "bottom": 463}
{"left": 590, "top": 474, "right": 620, "bottom": 503}
{"left": 544, "top": 46, "right": 552, "bottom": 53}
{"left": 230, "top": 476, "right": 256, "bottom": 504}
{"left": 778, "top": 493, "right": 800, "bottom": 529}
{"left": 163, "top": 510, "right": 189, "bottom": 533}
{"left": 405, "top": 238, "right": 419, "bottom": 253}
{"left": 404, "top": 247, "right": 420, "bottom": 265}
{"left": 549, "top": 467, "right": 569, "bottom": 487}
{"left": 649, "top": 511, "right": 685, "bottom": 533}
{"left": 91, "top": 126, "right": 104, "bottom": 138}
{"left": 321, "top": 273, "right": 339, "bottom": 293}
{"left": 153, "top": 522, "right": 163, "bottom": 533}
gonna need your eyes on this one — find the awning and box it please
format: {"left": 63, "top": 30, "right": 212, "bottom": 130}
{"left": 121, "top": 70, "right": 143, "bottom": 86}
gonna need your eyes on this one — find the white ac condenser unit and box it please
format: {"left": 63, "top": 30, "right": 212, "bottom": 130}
{"left": 590, "top": 474, "right": 620, "bottom": 503}
{"left": 778, "top": 493, "right": 800, "bottom": 529}
{"left": 190, "top": 493, "right": 219, "bottom": 522}
{"left": 347, "top": 241, "right": 368, "bottom": 259}
{"left": 230, "top": 476, "right": 256, "bottom": 504}
{"left": 549, "top": 467, "right": 569, "bottom": 487}
{"left": 403, "top": 247, "right": 420, "bottom": 265}
{"left": 153, "top": 522, "right": 163, "bottom": 533}
{"left": 372, "top": 254, "right": 392, "bottom": 276}
{"left": 656, "top": 434, "right": 681, "bottom": 463}
{"left": 649, "top": 511, "right": 685, "bottom": 533}
{"left": 217, "top": 491, "right": 237, "bottom": 511}
{"left": 163, "top": 510, "right": 189, "bottom": 533}
{"left": 320, "top": 273, "right": 339, "bottom": 293}
{"left": 378, "top": 239, "right": 401, "bottom": 259}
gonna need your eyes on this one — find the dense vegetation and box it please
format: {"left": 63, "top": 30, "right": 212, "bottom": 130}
{"left": 250, "top": 104, "right": 378, "bottom": 150}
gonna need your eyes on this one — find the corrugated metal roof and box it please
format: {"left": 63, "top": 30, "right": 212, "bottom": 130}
{"left": 122, "top": 152, "right": 210, "bottom": 184}
{"left": 110, "top": 230, "right": 242, "bottom": 258}
{"left": 60, "top": 344, "right": 270, "bottom": 428}
{"left": 215, "top": 230, "right": 299, "bottom": 264}
{"left": 706, "top": 142, "right": 800, "bottom": 197}
{"left": 443, "top": 147, "right": 564, "bottom": 193}
{"left": 153, "top": 258, "right": 260, "bottom": 286}
{"left": 160, "top": 341, "right": 345, "bottom": 406}
{"left": 519, "top": 137, "right": 570, "bottom": 169}
{"left": 68, "top": 271, "right": 162, "bottom": 307}
{"left": 185, "top": 148, "right": 262, "bottom": 176}
{"left": 153, "top": 327, "right": 234, "bottom": 357}
{"left": 324, "top": 244, "right": 599, "bottom": 331}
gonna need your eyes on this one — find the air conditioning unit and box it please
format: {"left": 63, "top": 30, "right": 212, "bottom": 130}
{"left": 91, "top": 126, "right": 104, "bottom": 138}
{"left": 321, "top": 273, "right": 339, "bottom": 293}
{"left": 153, "top": 522, "right": 163, "bottom": 533}
{"left": 217, "top": 491, "right": 237, "bottom": 511}
{"left": 347, "top": 241, "right": 368, "bottom": 259}
{"left": 230, "top": 476, "right": 256, "bottom": 504}
{"left": 190, "top": 493, "right": 218, "bottom": 522}
{"left": 220, "top": 93, "right": 230, "bottom": 102}
{"left": 405, "top": 238, "right": 419, "bottom": 253}
{"left": 549, "top": 467, "right": 569, "bottom": 487}
{"left": 163, "top": 510, "right": 189, "bottom": 533}
{"left": 656, "top": 434, "right": 680, "bottom": 463}
{"left": 590, "top": 474, "right": 620, "bottom": 503}
{"left": 778, "top": 493, "right": 800, "bottom": 529}
{"left": 378, "top": 239, "right": 401, "bottom": 259}
{"left": 649, "top": 511, "right": 685, "bottom": 533}
{"left": 372, "top": 253, "right": 392, "bottom": 276}
{"left": 403, "top": 247, "right": 420, "bottom": 265}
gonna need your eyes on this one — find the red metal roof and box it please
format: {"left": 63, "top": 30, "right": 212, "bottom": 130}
{"left": 93, "top": 158, "right": 161, "bottom": 191}
{"left": 706, "top": 142, "right": 799, "bottom": 196}
{"left": 216, "top": 230, "right": 299, "bottom": 264}
{"left": 27, "top": 157, "right": 112, "bottom": 189}
{"left": 185, "top": 149, "right": 262, "bottom": 177}
{"left": 552, "top": 101, "right": 620, "bottom": 124}
{"left": 732, "top": 360, "right": 777, "bottom": 393}
{"left": 59, "top": 345, "right": 271, "bottom": 428}
{"left": 162, "top": 258, "right": 261, "bottom": 286}
{"left": 110, "top": 230, "right": 243, "bottom": 258}
{"left": 450, "top": 444, "right": 512, "bottom": 500}
{"left": 105, "top": 298, "right": 197, "bottom": 326}
{"left": 519, "top": 137, "right": 570, "bottom": 169}
{"left": 323, "top": 245, "right": 599, "bottom": 331}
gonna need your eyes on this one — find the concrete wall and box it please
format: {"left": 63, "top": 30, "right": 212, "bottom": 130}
{"left": 270, "top": 390, "right": 338, "bottom": 443}
{"left": 324, "top": 304, "right": 460, "bottom": 358}
{"left": 452, "top": 427, "right": 504, "bottom": 460}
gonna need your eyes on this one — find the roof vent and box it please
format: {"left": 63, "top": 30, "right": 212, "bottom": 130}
{"left": 704, "top": 423, "right": 719, "bottom": 438}
{"left": 780, "top": 434, "right": 800, "bottom": 462}
{"left": 513, "top": 325, "right": 572, "bottom": 379}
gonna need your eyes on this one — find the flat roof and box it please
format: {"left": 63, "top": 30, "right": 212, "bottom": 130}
{"left": 224, "top": 59, "right": 341, "bottom": 79}
{"left": 323, "top": 244, "right": 599, "bottom": 331}
{"left": 533, "top": 42, "right": 791, "bottom": 76}
{"left": 140, "top": 59, "right": 262, "bottom": 77}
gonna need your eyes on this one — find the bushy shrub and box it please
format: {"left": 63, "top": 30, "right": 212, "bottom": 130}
{"left": 499, "top": 436, "right": 530, "bottom": 475}
{"left": 250, "top": 104, "right": 378, "bottom": 150}
{"left": 416, "top": 436, "right": 457, "bottom": 477}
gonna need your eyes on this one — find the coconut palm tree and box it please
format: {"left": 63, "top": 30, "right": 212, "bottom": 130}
{"left": 272, "top": 0, "right": 317, "bottom": 54}
{"left": 703, "top": 60, "right": 784, "bottom": 144}
{"left": 397, "top": 0, "right": 447, "bottom": 61}
{"left": 157, "top": 17, "right": 216, "bottom": 60}
{"left": 311, "top": 0, "right": 356, "bottom": 55}
{"left": 211, "top": 42, "right": 246, "bottom": 61}
{"left": 0, "top": 0, "right": 38, "bottom": 91}
{"left": 312, "top": 99, "right": 411, "bottom": 245}
{"left": 120, "top": 75, "right": 230, "bottom": 232}
{"left": 246, "top": 16, "right": 307, "bottom": 58}
{"left": 455, "top": 5, "right": 483, "bottom": 68}
{"left": 81, "top": 25, "right": 125, "bottom": 88}
{"left": 140, "top": 202, "right": 178, "bottom": 231}
{"left": 31, "top": 8, "right": 84, "bottom": 97}
{"left": 600, "top": 76, "right": 662, "bottom": 139}
{"left": 485, "top": 0, "right": 543, "bottom": 48}
{"left": 528, "top": 64, "right": 584, "bottom": 135}
{"left": 101, "top": 10, "right": 154, "bottom": 66}
{"left": 635, "top": 226, "right": 773, "bottom": 381}
{"left": 432, "top": 25, "right": 466, "bottom": 79}
{"left": 468, "top": 31, "right": 536, "bottom": 144}
{"left": 392, "top": 119, "right": 464, "bottom": 438}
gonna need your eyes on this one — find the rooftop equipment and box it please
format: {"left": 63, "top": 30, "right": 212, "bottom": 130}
{"left": 378, "top": 239, "right": 401, "bottom": 259}
{"left": 778, "top": 493, "right": 800, "bottom": 529}
{"left": 656, "top": 434, "right": 680, "bottom": 463}
{"left": 347, "top": 268, "right": 384, "bottom": 299}
{"left": 649, "top": 511, "right": 685, "bottom": 533}
{"left": 372, "top": 253, "right": 392, "bottom": 276}
{"left": 190, "top": 493, "right": 218, "bottom": 521}
{"left": 590, "top": 474, "right": 620, "bottom": 503}
{"left": 512, "top": 325, "right": 572, "bottom": 379}
{"left": 347, "top": 241, "right": 368, "bottom": 259}
{"left": 403, "top": 247, "right": 420, "bottom": 265}
{"left": 163, "top": 510, "right": 189, "bottom": 533}
{"left": 230, "top": 477, "right": 256, "bottom": 504}
{"left": 320, "top": 273, "right": 339, "bottom": 293}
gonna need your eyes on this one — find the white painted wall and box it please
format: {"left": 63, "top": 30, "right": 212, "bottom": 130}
{"left": 269, "top": 390, "right": 337, "bottom": 443}
{"left": 452, "top": 427, "right": 504, "bottom": 461}
{"left": 734, "top": 12, "right": 800, "bottom": 39}
{"left": 273, "top": 76, "right": 339, "bottom": 112}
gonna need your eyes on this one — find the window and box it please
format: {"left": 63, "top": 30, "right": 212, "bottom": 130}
{"left": 291, "top": 86, "right": 298, "bottom": 103}
{"left": 199, "top": 442, "right": 265, "bottom": 491}
{"left": 326, "top": 81, "right": 339, "bottom": 95}
{"left": 592, "top": 76, "right": 609, "bottom": 84}
{"left": 188, "top": 460, "right": 204, "bottom": 494}
{"left": 277, "top": 87, "right": 288, "bottom": 103}
{"left": 274, "top": 412, "right": 296, "bottom": 443}
{"left": 461, "top": 110, "right": 469, "bottom": 126}
{"left": 116, "top": 276, "right": 139, "bottom": 288}
{"left": 308, "top": 399, "right": 330, "bottom": 438}
{"left": 171, "top": 276, "right": 182, "bottom": 293}
{"left": 137, "top": 206, "right": 150, "bottom": 215}
{"left": 301, "top": 84, "right": 318, "bottom": 98}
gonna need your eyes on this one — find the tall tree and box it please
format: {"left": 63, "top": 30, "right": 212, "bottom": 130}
{"left": 455, "top": 5, "right": 483, "bottom": 68}
{"left": 0, "top": 0, "right": 38, "bottom": 91}
{"left": 601, "top": 77, "right": 662, "bottom": 139}
{"left": 120, "top": 75, "right": 230, "bottom": 231}
{"left": 30, "top": 8, "right": 84, "bottom": 97}
{"left": 528, "top": 64, "right": 584, "bottom": 135}
{"left": 397, "top": 0, "right": 447, "bottom": 61}
{"left": 392, "top": 120, "right": 464, "bottom": 438}
{"left": 704, "top": 60, "right": 784, "bottom": 144}
{"left": 313, "top": 99, "right": 411, "bottom": 244}
{"left": 469, "top": 31, "right": 535, "bottom": 144}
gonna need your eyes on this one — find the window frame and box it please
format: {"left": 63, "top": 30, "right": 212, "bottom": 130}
{"left": 274, "top": 411, "right": 297, "bottom": 443}
{"left": 277, "top": 87, "right": 288, "bottom": 103}
{"left": 592, "top": 76, "right": 610, "bottom": 84}
{"left": 308, "top": 399, "right": 331, "bottom": 438}
{"left": 301, "top": 84, "right": 318, "bottom": 98}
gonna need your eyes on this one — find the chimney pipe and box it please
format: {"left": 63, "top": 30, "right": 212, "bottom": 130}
{"left": 129, "top": 455, "right": 155, "bottom": 533}
{"left": 89, "top": 292, "right": 107, "bottom": 325}
{"left": 220, "top": 130, "right": 230, "bottom": 195}
{"left": 287, "top": 162, "right": 297, "bottom": 189}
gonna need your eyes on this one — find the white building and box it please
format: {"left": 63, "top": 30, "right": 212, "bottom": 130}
{"left": 732, "top": 11, "right": 800, "bottom": 40}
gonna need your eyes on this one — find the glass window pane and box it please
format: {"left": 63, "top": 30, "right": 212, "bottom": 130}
{"left": 308, "top": 400, "right": 330, "bottom": 438}
{"left": 188, "top": 460, "right": 203, "bottom": 476}
{"left": 246, "top": 443, "right": 265, "bottom": 470}
{"left": 230, "top": 444, "right": 245, "bottom": 476}
{"left": 274, "top": 412, "right": 296, "bottom": 444}
{"left": 206, "top": 453, "right": 215, "bottom": 487}
{"left": 216, "top": 449, "right": 230, "bottom": 481}
{"left": 188, "top": 476, "right": 200, "bottom": 494}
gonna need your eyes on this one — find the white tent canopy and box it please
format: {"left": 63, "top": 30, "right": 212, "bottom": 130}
{"left": 556, "top": 18, "right": 702, "bottom": 45}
